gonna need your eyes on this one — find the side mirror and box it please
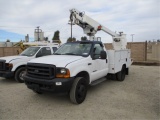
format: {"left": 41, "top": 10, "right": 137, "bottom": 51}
{"left": 100, "top": 51, "right": 107, "bottom": 59}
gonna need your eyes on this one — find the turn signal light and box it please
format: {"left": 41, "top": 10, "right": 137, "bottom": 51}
{"left": 6, "top": 63, "right": 13, "bottom": 68}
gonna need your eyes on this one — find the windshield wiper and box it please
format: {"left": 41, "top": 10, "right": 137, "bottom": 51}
{"left": 54, "top": 53, "right": 81, "bottom": 56}
{"left": 64, "top": 53, "right": 77, "bottom": 55}
{"left": 64, "top": 53, "right": 82, "bottom": 56}
{"left": 54, "top": 53, "right": 61, "bottom": 55}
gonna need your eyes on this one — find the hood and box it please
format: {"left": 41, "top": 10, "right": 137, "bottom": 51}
{"left": 28, "top": 55, "right": 84, "bottom": 67}
{"left": 0, "top": 55, "right": 28, "bottom": 63}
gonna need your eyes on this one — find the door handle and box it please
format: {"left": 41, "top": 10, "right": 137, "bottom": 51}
{"left": 88, "top": 63, "right": 92, "bottom": 65}
{"left": 106, "top": 59, "right": 108, "bottom": 63}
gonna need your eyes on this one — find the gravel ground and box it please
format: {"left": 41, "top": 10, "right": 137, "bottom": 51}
{"left": 0, "top": 65, "right": 159, "bottom": 120}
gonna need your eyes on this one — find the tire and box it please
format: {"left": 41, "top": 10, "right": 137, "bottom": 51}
{"left": 70, "top": 77, "right": 87, "bottom": 104}
{"left": 14, "top": 67, "right": 26, "bottom": 83}
{"left": 126, "top": 68, "right": 129, "bottom": 75}
{"left": 116, "top": 66, "right": 126, "bottom": 81}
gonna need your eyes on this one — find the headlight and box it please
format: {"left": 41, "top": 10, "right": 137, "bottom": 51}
{"left": 60, "top": 69, "right": 67, "bottom": 74}
{"left": 5, "top": 63, "right": 13, "bottom": 70}
{"left": 56, "top": 68, "right": 70, "bottom": 78}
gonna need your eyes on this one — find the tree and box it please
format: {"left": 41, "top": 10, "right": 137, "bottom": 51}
{"left": 52, "top": 30, "right": 61, "bottom": 44}
{"left": 44, "top": 37, "right": 48, "bottom": 41}
{"left": 52, "top": 30, "right": 59, "bottom": 40}
{"left": 67, "top": 37, "right": 76, "bottom": 42}
{"left": 6, "top": 39, "right": 10, "bottom": 42}
{"left": 81, "top": 36, "right": 87, "bottom": 41}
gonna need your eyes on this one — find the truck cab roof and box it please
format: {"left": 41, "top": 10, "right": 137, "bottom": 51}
{"left": 67, "top": 40, "right": 103, "bottom": 44}
{"left": 31, "top": 45, "right": 58, "bottom": 48}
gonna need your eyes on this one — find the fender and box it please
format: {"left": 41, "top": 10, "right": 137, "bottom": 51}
{"left": 65, "top": 57, "right": 92, "bottom": 83}
{"left": 9, "top": 58, "right": 21, "bottom": 63}
{"left": 11, "top": 62, "right": 27, "bottom": 71}
{"left": 69, "top": 65, "right": 90, "bottom": 77}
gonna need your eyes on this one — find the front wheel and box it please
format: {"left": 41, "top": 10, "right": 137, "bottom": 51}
{"left": 15, "top": 67, "right": 26, "bottom": 83}
{"left": 69, "top": 77, "right": 87, "bottom": 104}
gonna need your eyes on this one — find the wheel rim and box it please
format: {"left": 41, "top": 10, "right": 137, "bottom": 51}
{"left": 19, "top": 71, "right": 26, "bottom": 81}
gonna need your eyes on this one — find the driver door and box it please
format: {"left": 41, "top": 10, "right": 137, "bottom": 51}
{"left": 90, "top": 43, "right": 108, "bottom": 81}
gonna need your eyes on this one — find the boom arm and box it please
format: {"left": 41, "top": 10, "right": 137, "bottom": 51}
{"left": 69, "top": 8, "right": 127, "bottom": 50}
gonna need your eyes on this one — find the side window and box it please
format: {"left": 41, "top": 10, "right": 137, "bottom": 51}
{"left": 93, "top": 44, "right": 103, "bottom": 59}
{"left": 37, "top": 47, "right": 51, "bottom": 57}
{"left": 52, "top": 47, "right": 58, "bottom": 53}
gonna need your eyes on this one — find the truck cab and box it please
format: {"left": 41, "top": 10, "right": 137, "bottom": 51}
{"left": 0, "top": 45, "right": 58, "bottom": 83}
{"left": 24, "top": 40, "right": 131, "bottom": 104}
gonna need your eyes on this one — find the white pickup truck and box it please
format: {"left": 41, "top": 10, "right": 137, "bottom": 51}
{"left": 24, "top": 41, "right": 132, "bottom": 104}
{"left": 0, "top": 45, "right": 58, "bottom": 83}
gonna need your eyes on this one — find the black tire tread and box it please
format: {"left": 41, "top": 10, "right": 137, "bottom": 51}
{"left": 116, "top": 65, "right": 126, "bottom": 81}
{"left": 70, "top": 77, "right": 87, "bottom": 104}
{"left": 14, "top": 67, "right": 26, "bottom": 83}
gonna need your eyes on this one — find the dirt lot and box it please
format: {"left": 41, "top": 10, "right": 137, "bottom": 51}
{"left": 0, "top": 65, "right": 159, "bottom": 120}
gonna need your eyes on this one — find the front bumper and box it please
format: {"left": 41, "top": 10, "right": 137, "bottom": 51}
{"left": 24, "top": 75, "right": 75, "bottom": 93}
{"left": 0, "top": 71, "right": 14, "bottom": 78}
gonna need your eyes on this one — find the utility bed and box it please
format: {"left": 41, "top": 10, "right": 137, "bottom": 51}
{"left": 107, "top": 49, "right": 132, "bottom": 74}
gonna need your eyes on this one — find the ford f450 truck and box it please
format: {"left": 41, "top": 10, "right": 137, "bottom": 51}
{"left": 24, "top": 8, "right": 132, "bottom": 104}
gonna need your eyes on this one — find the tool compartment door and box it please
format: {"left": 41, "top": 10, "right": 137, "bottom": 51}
{"left": 108, "top": 50, "right": 131, "bottom": 74}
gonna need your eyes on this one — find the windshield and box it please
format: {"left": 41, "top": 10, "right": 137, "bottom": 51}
{"left": 55, "top": 42, "right": 92, "bottom": 56}
{"left": 20, "top": 47, "right": 40, "bottom": 56}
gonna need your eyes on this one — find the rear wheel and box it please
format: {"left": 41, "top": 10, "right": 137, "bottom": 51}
{"left": 15, "top": 67, "right": 26, "bottom": 83}
{"left": 116, "top": 66, "right": 126, "bottom": 81}
{"left": 70, "top": 77, "right": 87, "bottom": 104}
{"left": 126, "top": 68, "right": 129, "bottom": 75}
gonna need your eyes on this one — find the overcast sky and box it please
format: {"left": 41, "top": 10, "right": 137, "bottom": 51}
{"left": 0, "top": 0, "right": 159, "bottom": 43}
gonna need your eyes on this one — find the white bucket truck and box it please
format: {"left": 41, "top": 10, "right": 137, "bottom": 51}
{"left": 24, "top": 8, "right": 132, "bottom": 104}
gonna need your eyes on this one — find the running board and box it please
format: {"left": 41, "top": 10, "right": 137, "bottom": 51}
{"left": 90, "top": 77, "right": 107, "bottom": 86}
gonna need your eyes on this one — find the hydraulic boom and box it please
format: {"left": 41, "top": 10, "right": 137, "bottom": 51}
{"left": 69, "top": 8, "right": 127, "bottom": 50}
